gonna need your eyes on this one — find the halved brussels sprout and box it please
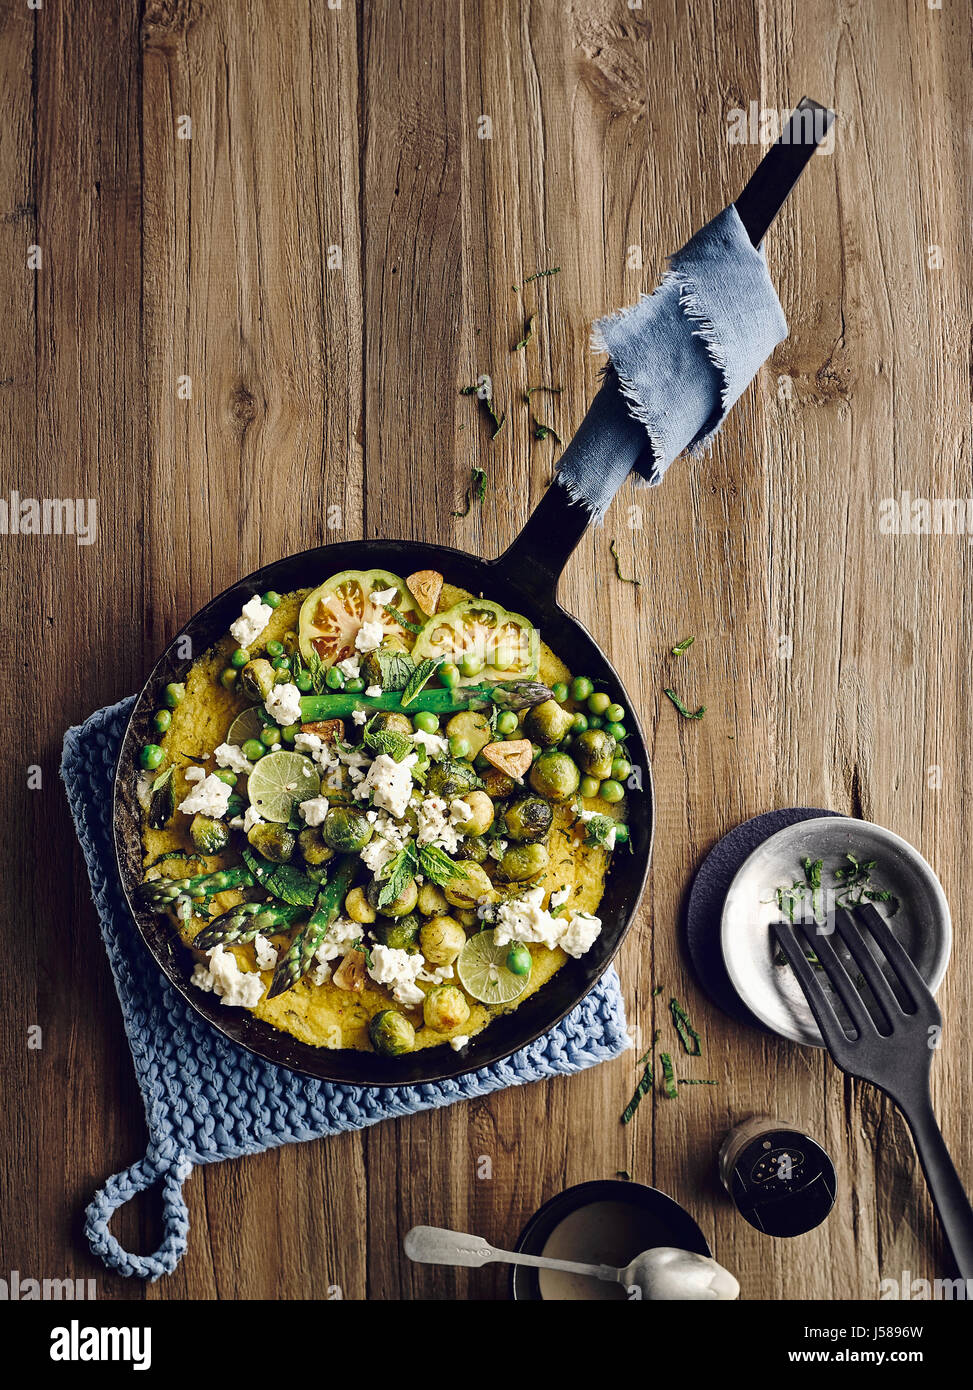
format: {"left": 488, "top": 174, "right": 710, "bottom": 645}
{"left": 239, "top": 657, "right": 276, "bottom": 701}
{"left": 573, "top": 729, "right": 617, "bottom": 780}
{"left": 247, "top": 822, "right": 296, "bottom": 863}
{"left": 420, "top": 915, "right": 466, "bottom": 965}
{"left": 423, "top": 984, "right": 471, "bottom": 1033}
{"left": 481, "top": 766, "right": 517, "bottom": 799}
{"left": 529, "top": 750, "right": 581, "bottom": 802}
{"left": 322, "top": 806, "right": 373, "bottom": 853}
{"left": 523, "top": 699, "right": 574, "bottom": 748}
{"left": 345, "top": 885, "right": 376, "bottom": 924}
{"left": 367, "top": 710, "right": 414, "bottom": 737}
{"left": 500, "top": 842, "right": 549, "bottom": 882}
{"left": 367, "top": 875, "right": 419, "bottom": 917}
{"left": 298, "top": 826, "right": 334, "bottom": 866}
{"left": 190, "top": 814, "right": 230, "bottom": 855}
{"left": 373, "top": 913, "right": 420, "bottom": 950}
{"left": 455, "top": 835, "right": 489, "bottom": 864}
{"left": 503, "top": 795, "right": 553, "bottom": 843}
{"left": 452, "top": 789, "right": 494, "bottom": 836}
{"left": 369, "top": 1009, "right": 416, "bottom": 1056}
{"left": 417, "top": 882, "right": 449, "bottom": 917}
{"left": 426, "top": 758, "right": 481, "bottom": 799}
{"left": 443, "top": 862, "right": 495, "bottom": 910}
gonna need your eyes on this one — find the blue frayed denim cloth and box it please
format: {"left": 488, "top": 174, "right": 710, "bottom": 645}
{"left": 558, "top": 204, "right": 787, "bottom": 520}
{"left": 61, "top": 699, "right": 632, "bottom": 1280}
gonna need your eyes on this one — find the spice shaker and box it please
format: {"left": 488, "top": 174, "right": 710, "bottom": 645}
{"left": 719, "top": 1115, "right": 837, "bottom": 1237}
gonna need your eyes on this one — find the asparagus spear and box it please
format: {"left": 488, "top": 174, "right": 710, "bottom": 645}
{"left": 192, "top": 900, "right": 304, "bottom": 951}
{"left": 298, "top": 679, "right": 552, "bottom": 722}
{"left": 267, "top": 856, "right": 357, "bottom": 999}
{"left": 139, "top": 864, "right": 254, "bottom": 909}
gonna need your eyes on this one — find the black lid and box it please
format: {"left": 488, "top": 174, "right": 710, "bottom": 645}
{"left": 728, "top": 1128, "right": 836, "bottom": 1237}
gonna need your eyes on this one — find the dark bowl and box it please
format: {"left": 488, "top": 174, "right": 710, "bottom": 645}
{"left": 510, "top": 1179, "right": 711, "bottom": 1300}
{"left": 113, "top": 538, "right": 654, "bottom": 1086}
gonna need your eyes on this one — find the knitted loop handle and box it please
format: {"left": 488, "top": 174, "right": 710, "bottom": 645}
{"left": 85, "top": 1152, "right": 193, "bottom": 1280}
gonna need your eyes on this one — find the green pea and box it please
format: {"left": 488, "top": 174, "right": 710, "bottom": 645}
{"left": 613, "top": 823, "right": 630, "bottom": 844}
{"left": 611, "top": 756, "right": 632, "bottom": 780}
{"left": 579, "top": 776, "right": 600, "bottom": 799}
{"left": 440, "top": 661, "right": 460, "bottom": 688}
{"left": 152, "top": 709, "right": 172, "bottom": 734}
{"left": 242, "top": 739, "right": 265, "bottom": 761}
{"left": 345, "top": 677, "right": 365, "bottom": 693}
{"left": 588, "top": 715, "right": 604, "bottom": 729}
{"left": 496, "top": 711, "right": 519, "bottom": 736}
{"left": 230, "top": 648, "right": 249, "bottom": 669}
{"left": 552, "top": 682, "right": 569, "bottom": 703}
{"left": 214, "top": 769, "right": 238, "bottom": 787}
{"left": 506, "top": 944, "right": 532, "bottom": 977}
{"left": 530, "top": 743, "right": 542, "bottom": 761}
{"left": 460, "top": 653, "right": 484, "bottom": 678}
{"left": 266, "top": 639, "right": 284, "bottom": 658}
{"left": 219, "top": 667, "right": 237, "bottom": 690}
{"left": 587, "top": 691, "right": 610, "bottom": 715}
{"left": 226, "top": 793, "right": 245, "bottom": 817}
{"left": 414, "top": 711, "right": 439, "bottom": 734}
{"left": 271, "top": 655, "right": 290, "bottom": 671}
{"left": 449, "top": 735, "right": 472, "bottom": 760}
{"left": 606, "top": 702, "right": 625, "bottom": 724}
{"left": 281, "top": 723, "right": 300, "bottom": 745}
{"left": 260, "top": 726, "right": 282, "bottom": 747}
{"left": 599, "top": 779, "right": 624, "bottom": 803}
{"left": 570, "top": 676, "right": 594, "bottom": 701}
{"left": 473, "top": 753, "right": 491, "bottom": 772}
{"left": 326, "top": 666, "right": 345, "bottom": 690}
{"left": 262, "top": 591, "right": 282, "bottom": 609}
{"left": 140, "top": 744, "right": 164, "bottom": 771}
{"left": 571, "top": 713, "right": 588, "bottom": 733}
{"left": 295, "top": 669, "right": 312, "bottom": 692}
{"left": 606, "top": 722, "right": 627, "bottom": 742}
{"left": 164, "top": 682, "right": 186, "bottom": 709}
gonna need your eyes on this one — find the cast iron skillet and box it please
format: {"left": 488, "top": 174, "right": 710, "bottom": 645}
{"left": 113, "top": 104, "right": 832, "bottom": 1086}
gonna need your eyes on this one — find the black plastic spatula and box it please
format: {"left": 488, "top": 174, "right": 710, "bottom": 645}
{"left": 773, "top": 903, "right": 973, "bottom": 1281}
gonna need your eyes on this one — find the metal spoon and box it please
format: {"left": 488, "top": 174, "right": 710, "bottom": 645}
{"left": 404, "top": 1225, "right": 740, "bottom": 1300}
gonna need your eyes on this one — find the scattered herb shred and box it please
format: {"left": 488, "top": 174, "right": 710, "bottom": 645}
{"left": 660, "top": 1053, "right": 678, "bottom": 1099}
{"left": 610, "top": 539, "right": 641, "bottom": 587}
{"left": 652, "top": 984, "right": 663, "bottom": 997}
{"left": 525, "top": 384, "right": 562, "bottom": 401}
{"left": 522, "top": 266, "right": 560, "bottom": 285}
{"left": 621, "top": 1061, "right": 654, "bottom": 1125}
{"left": 382, "top": 603, "right": 423, "bottom": 635}
{"left": 453, "top": 466, "right": 487, "bottom": 517}
{"left": 532, "top": 415, "right": 562, "bottom": 444}
{"left": 671, "top": 636, "right": 695, "bottom": 656}
{"left": 513, "top": 314, "right": 536, "bottom": 351}
{"left": 664, "top": 688, "right": 705, "bottom": 720}
{"left": 669, "top": 998, "right": 702, "bottom": 1056}
{"left": 678, "top": 1079, "right": 719, "bottom": 1086}
{"left": 459, "top": 383, "right": 505, "bottom": 438}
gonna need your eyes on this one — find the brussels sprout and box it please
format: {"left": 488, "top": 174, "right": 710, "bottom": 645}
{"left": 445, "top": 710, "right": 493, "bottom": 758}
{"left": 455, "top": 835, "right": 489, "bottom": 864}
{"left": 369, "top": 1009, "right": 416, "bottom": 1056}
{"left": 367, "top": 710, "right": 414, "bottom": 737}
{"left": 573, "top": 729, "right": 617, "bottom": 781}
{"left": 239, "top": 658, "right": 276, "bottom": 701}
{"left": 454, "top": 907, "right": 477, "bottom": 928}
{"left": 452, "top": 789, "right": 495, "bottom": 836}
{"left": 417, "top": 882, "right": 449, "bottom": 917}
{"left": 481, "top": 766, "right": 517, "bottom": 799}
{"left": 500, "top": 842, "right": 549, "bottom": 882}
{"left": 190, "top": 814, "right": 230, "bottom": 855}
{"left": 247, "top": 822, "right": 296, "bottom": 863}
{"left": 522, "top": 699, "right": 575, "bottom": 748}
{"left": 322, "top": 806, "right": 373, "bottom": 853}
{"left": 298, "top": 826, "right": 334, "bottom": 866}
{"left": 443, "top": 862, "right": 495, "bottom": 910}
{"left": 423, "top": 984, "right": 471, "bottom": 1033}
{"left": 367, "top": 875, "right": 419, "bottom": 917}
{"left": 373, "top": 913, "right": 420, "bottom": 950}
{"left": 503, "top": 795, "right": 553, "bottom": 843}
{"left": 345, "top": 885, "right": 377, "bottom": 924}
{"left": 420, "top": 915, "right": 466, "bottom": 965}
{"left": 529, "top": 750, "right": 581, "bottom": 802}
{"left": 426, "top": 758, "right": 481, "bottom": 799}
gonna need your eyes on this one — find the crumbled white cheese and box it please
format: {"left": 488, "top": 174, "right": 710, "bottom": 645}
{"left": 450, "top": 798, "right": 472, "bottom": 824}
{"left": 336, "top": 656, "right": 361, "bottom": 679}
{"left": 367, "top": 944, "right": 426, "bottom": 1007}
{"left": 487, "top": 838, "right": 508, "bottom": 861}
{"left": 578, "top": 807, "right": 617, "bottom": 851}
{"left": 550, "top": 885, "right": 571, "bottom": 910}
{"left": 360, "top": 752, "right": 417, "bottom": 819}
{"left": 365, "top": 684, "right": 382, "bottom": 698}
{"left": 370, "top": 586, "right": 398, "bottom": 608}
{"left": 355, "top": 620, "right": 384, "bottom": 653}
{"left": 184, "top": 765, "right": 206, "bottom": 784}
{"left": 299, "top": 796, "right": 331, "bottom": 827}
{"left": 310, "top": 918, "right": 363, "bottom": 985}
{"left": 243, "top": 804, "right": 264, "bottom": 834}
{"left": 215, "top": 742, "right": 254, "bottom": 775}
{"left": 417, "top": 794, "right": 461, "bottom": 853}
{"left": 264, "top": 682, "right": 303, "bottom": 728}
{"left": 230, "top": 595, "right": 273, "bottom": 649}
{"left": 352, "top": 709, "right": 367, "bottom": 726}
{"left": 411, "top": 729, "right": 449, "bottom": 759}
{"left": 419, "top": 963, "right": 455, "bottom": 984}
{"left": 191, "top": 945, "right": 264, "bottom": 1007}
{"left": 253, "top": 936, "right": 278, "bottom": 971}
{"left": 557, "top": 912, "right": 602, "bottom": 958}
{"left": 360, "top": 810, "right": 410, "bottom": 875}
{"left": 450, "top": 1034, "right": 470, "bottom": 1051}
{"left": 294, "top": 732, "right": 322, "bottom": 757}
{"left": 178, "top": 773, "right": 233, "bottom": 819}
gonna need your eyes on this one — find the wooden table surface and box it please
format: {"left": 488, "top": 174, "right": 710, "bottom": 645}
{"left": 3, "top": 0, "right": 971, "bottom": 1301}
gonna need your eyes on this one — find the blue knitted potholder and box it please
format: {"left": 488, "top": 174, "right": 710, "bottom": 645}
{"left": 61, "top": 699, "right": 632, "bottom": 1280}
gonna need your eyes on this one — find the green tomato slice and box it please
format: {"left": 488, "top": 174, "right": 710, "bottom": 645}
{"left": 299, "top": 568, "right": 422, "bottom": 667}
{"left": 412, "top": 598, "right": 539, "bottom": 685}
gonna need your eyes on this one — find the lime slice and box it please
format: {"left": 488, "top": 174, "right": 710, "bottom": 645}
{"left": 226, "top": 705, "right": 266, "bottom": 746}
{"left": 457, "top": 929, "right": 531, "bottom": 1005}
{"left": 246, "top": 751, "right": 321, "bottom": 823}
